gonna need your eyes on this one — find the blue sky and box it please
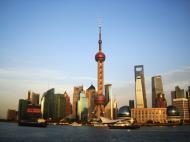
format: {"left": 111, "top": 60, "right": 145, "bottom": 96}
{"left": 0, "top": 0, "right": 190, "bottom": 118}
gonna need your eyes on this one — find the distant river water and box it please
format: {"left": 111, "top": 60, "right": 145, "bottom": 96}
{"left": 0, "top": 122, "right": 190, "bottom": 142}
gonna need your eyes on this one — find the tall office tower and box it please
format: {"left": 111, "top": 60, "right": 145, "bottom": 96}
{"left": 54, "top": 93, "right": 66, "bottom": 120}
{"left": 175, "top": 86, "right": 185, "bottom": 98}
{"left": 77, "top": 91, "right": 88, "bottom": 121}
{"left": 173, "top": 98, "right": 189, "bottom": 120}
{"left": 104, "top": 98, "right": 118, "bottom": 120}
{"left": 152, "top": 76, "right": 167, "bottom": 108}
{"left": 171, "top": 91, "right": 176, "bottom": 105}
{"left": 93, "top": 26, "right": 106, "bottom": 118}
{"left": 64, "top": 91, "right": 72, "bottom": 117}
{"left": 28, "top": 90, "right": 40, "bottom": 105}
{"left": 152, "top": 76, "right": 163, "bottom": 107}
{"left": 134, "top": 65, "right": 147, "bottom": 108}
{"left": 104, "top": 84, "right": 112, "bottom": 105}
{"left": 104, "top": 84, "right": 115, "bottom": 119}
{"left": 171, "top": 86, "right": 186, "bottom": 105}
{"left": 41, "top": 88, "right": 55, "bottom": 120}
{"left": 72, "top": 86, "right": 83, "bottom": 119}
{"left": 18, "top": 99, "right": 30, "bottom": 121}
{"left": 86, "top": 85, "right": 96, "bottom": 120}
{"left": 129, "top": 100, "right": 135, "bottom": 109}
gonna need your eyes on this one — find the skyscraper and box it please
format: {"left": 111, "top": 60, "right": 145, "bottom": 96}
{"left": 134, "top": 65, "right": 147, "bottom": 108}
{"left": 129, "top": 100, "right": 135, "bottom": 109}
{"left": 104, "top": 84, "right": 112, "bottom": 105}
{"left": 175, "top": 86, "right": 185, "bottom": 98}
{"left": 54, "top": 93, "right": 66, "bottom": 120}
{"left": 72, "top": 86, "right": 83, "bottom": 119}
{"left": 86, "top": 85, "right": 96, "bottom": 120}
{"left": 77, "top": 91, "right": 88, "bottom": 121}
{"left": 41, "top": 88, "right": 55, "bottom": 120}
{"left": 64, "top": 91, "right": 72, "bottom": 117}
{"left": 173, "top": 98, "right": 189, "bottom": 120}
{"left": 28, "top": 90, "right": 40, "bottom": 105}
{"left": 93, "top": 26, "right": 106, "bottom": 118}
{"left": 152, "top": 76, "right": 167, "bottom": 108}
{"left": 171, "top": 86, "right": 186, "bottom": 105}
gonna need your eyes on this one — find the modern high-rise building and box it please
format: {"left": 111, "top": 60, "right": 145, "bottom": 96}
{"left": 134, "top": 65, "right": 147, "bottom": 108}
{"left": 28, "top": 90, "right": 40, "bottom": 105}
{"left": 93, "top": 26, "right": 106, "bottom": 119}
{"left": 171, "top": 86, "right": 186, "bottom": 105}
{"left": 155, "top": 93, "right": 167, "bottom": 108}
{"left": 64, "top": 91, "right": 72, "bottom": 117}
{"left": 41, "top": 88, "right": 55, "bottom": 120}
{"left": 72, "top": 86, "right": 83, "bottom": 119}
{"left": 152, "top": 76, "right": 163, "bottom": 107}
{"left": 41, "top": 88, "right": 68, "bottom": 121}
{"left": 129, "top": 100, "right": 134, "bottom": 109}
{"left": 175, "top": 86, "right": 185, "bottom": 98}
{"left": 171, "top": 91, "right": 176, "bottom": 105}
{"left": 86, "top": 85, "right": 96, "bottom": 120}
{"left": 104, "top": 84, "right": 112, "bottom": 105}
{"left": 18, "top": 99, "right": 30, "bottom": 121}
{"left": 104, "top": 84, "right": 117, "bottom": 119}
{"left": 173, "top": 98, "right": 189, "bottom": 120}
{"left": 77, "top": 91, "right": 88, "bottom": 121}
{"left": 54, "top": 93, "right": 66, "bottom": 120}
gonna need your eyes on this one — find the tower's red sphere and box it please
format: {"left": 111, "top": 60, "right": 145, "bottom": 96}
{"left": 94, "top": 94, "right": 106, "bottom": 105}
{"left": 95, "top": 51, "right": 106, "bottom": 62}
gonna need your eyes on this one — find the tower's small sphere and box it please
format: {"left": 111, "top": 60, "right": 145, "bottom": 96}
{"left": 95, "top": 51, "right": 106, "bottom": 62}
{"left": 94, "top": 94, "right": 105, "bottom": 105}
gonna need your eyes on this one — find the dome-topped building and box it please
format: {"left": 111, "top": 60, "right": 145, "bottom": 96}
{"left": 167, "top": 105, "right": 180, "bottom": 116}
{"left": 167, "top": 105, "right": 181, "bottom": 123}
{"left": 117, "top": 106, "right": 131, "bottom": 118}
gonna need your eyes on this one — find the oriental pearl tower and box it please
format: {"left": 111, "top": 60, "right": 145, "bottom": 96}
{"left": 93, "top": 26, "right": 106, "bottom": 119}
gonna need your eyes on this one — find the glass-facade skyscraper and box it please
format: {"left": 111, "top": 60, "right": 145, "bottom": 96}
{"left": 152, "top": 76, "right": 167, "bottom": 108}
{"left": 134, "top": 65, "right": 147, "bottom": 108}
{"left": 77, "top": 91, "right": 88, "bottom": 121}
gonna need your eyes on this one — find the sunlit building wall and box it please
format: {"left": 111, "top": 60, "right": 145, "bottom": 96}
{"left": 173, "top": 98, "right": 189, "bottom": 120}
{"left": 86, "top": 85, "right": 96, "bottom": 120}
{"left": 41, "top": 88, "right": 55, "bottom": 120}
{"left": 131, "top": 108, "right": 167, "bottom": 124}
{"left": 105, "top": 84, "right": 112, "bottom": 105}
{"left": 72, "top": 86, "right": 83, "bottom": 119}
{"left": 28, "top": 90, "right": 40, "bottom": 105}
{"left": 134, "top": 65, "right": 147, "bottom": 108}
{"left": 54, "top": 94, "right": 66, "bottom": 120}
{"left": 77, "top": 91, "right": 88, "bottom": 121}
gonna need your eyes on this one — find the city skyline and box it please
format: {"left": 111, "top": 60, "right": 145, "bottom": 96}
{"left": 0, "top": 0, "right": 190, "bottom": 118}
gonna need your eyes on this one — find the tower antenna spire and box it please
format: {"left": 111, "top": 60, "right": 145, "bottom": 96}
{"left": 98, "top": 25, "right": 102, "bottom": 51}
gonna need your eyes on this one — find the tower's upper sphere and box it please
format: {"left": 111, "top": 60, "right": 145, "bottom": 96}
{"left": 95, "top": 51, "right": 106, "bottom": 62}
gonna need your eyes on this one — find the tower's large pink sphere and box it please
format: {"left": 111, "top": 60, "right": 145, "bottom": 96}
{"left": 95, "top": 51, "right": 106, "bottom": 62}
